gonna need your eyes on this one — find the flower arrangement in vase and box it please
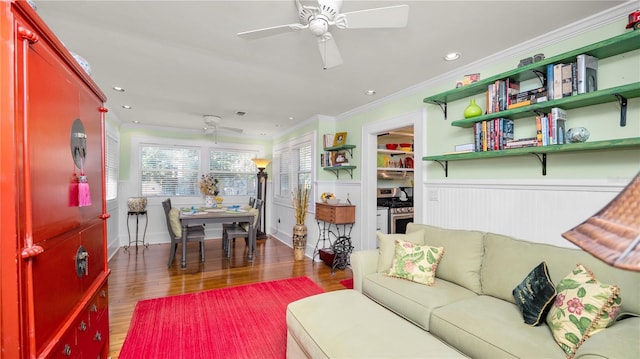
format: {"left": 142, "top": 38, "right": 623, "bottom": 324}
{"left": 320, "top": 192, "right": 335, "bottom": 203}
{"left": 199, "top": 174, "right": 219, "bottom": 206}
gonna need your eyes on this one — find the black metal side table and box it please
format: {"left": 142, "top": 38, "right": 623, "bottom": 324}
{"left": 126, "top": 210, "right": 148, "bottom": 250}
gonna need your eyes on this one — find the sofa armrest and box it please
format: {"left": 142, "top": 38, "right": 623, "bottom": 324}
{"left": 350, "top": 249, "right": 378, "bottom": 293}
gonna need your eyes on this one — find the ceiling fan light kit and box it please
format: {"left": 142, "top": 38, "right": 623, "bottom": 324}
{"left": 237, "top": 0, "right": 409, "bottom": 69}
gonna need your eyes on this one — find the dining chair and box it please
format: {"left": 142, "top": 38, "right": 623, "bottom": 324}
{"left": 222, "top": 198, "right": 262, "bottom": 258}
{"left": 222, "top": 196, "right": 257, "bottom": 249}
{"left": 162, "top": 198, "right": 205, "bottom": 267}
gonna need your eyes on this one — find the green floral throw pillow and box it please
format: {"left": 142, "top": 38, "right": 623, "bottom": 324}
{"left": 546, "top": 264, "right": 621, "bottom": 359}
{"left": 386, "top": 239, "right": 444, "bottom": 286}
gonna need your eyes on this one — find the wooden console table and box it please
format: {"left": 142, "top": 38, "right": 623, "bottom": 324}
{"left": 314, "top": 203, "right": 355, "bottom": 272}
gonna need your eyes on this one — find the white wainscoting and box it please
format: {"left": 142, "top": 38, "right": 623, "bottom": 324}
{"left": 421, "top": 179, "right": 627, "bottom": 248}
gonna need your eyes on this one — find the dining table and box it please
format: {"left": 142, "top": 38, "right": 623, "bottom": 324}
{"left": 179, "top": 208, "right": 256, "bottom": 269}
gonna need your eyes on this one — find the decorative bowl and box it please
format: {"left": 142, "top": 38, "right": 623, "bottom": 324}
{"left": 127, "top": 197, "right": 147, "bottom": 212}
{"left": 399, "top": 143, "right": 412, "bottom": 148}
{"left": 327, "top": 198, "right": 340, "bottom": 205}
{"left": 385, "top": 144, "right": 398, "bottom": 150}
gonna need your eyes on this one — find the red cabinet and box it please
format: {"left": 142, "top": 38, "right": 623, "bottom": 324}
{"left": 0, "top": 2, "right": 110, "bottom": 358}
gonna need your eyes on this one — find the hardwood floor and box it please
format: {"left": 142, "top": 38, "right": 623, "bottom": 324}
{"left": 107, "top": 236, "right": 353, "bottom": 358}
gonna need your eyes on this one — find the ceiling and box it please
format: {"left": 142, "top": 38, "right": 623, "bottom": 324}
{"left": 34, "top": 1, "right": 627, "bottom": 138}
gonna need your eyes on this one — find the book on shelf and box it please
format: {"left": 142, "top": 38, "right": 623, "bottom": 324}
{"left": 472, "top": 118, "right": 514, "bottom": 152}
{"left": 505, "top": 137, "right": 538, "bottom": 149}
{"left": 553, "top": 64, "right": 564, "bottom": 100}
{"left": 508, "top": 88, "right": 547, "bottom": 109}
{"left": 536, "top": 115, "right": 543, "bottom": 146}
{"left": 577, "top": 54, "right": 598, "bottom": 94}
{"left": 561, "top": 63, "right": 574, "bottom": 98}
{"left": 546, "top": 64, "right": 554, "bottom": 100}
{"left": 551, "top": 107, "right": 568, "bottom": 144}
{"left": 455, "top": 143, "right": 475, "bottom": 153}
{"left": 323, "top": 134, "right": 335, "bottom": 149}
{"left": 486, "top": 78, "right": 520, "bottom": 113}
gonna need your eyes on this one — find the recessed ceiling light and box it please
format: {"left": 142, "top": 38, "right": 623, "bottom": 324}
{"left": 133, "top": 120, "right": 140, "bottom": 124}
{"left": 444, "top": 52, "right": 461, "bottom": 61}
{"left": 122, "top": 105, "right": 132, "bottom": 109}
{"left": 289, "top": 117, "right": 294, "bottom": 120}
{"left": 365, "top": 90, "right": 376, "bottom": 96}
{"left": 112, "top": 86, "right": 125, "bottom": 92}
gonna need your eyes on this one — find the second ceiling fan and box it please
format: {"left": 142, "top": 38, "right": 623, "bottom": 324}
{"left": 237, "top": 0, "right": 409, "bottom": 69}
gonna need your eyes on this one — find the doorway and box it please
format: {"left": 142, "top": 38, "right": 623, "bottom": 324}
{"left": 359, "top": 109, "right": 426, "bottom": 250}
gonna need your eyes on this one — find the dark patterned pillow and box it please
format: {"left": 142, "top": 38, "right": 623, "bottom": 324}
{"left": 512, "top": 261, "right": 556, "bottom": 325}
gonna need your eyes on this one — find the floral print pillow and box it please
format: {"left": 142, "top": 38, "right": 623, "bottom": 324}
{"left": 386, "top": 239, "right": 444, "bottom": 286}
{"left": 546, "top": 264, "right": 621, "bottom": 359}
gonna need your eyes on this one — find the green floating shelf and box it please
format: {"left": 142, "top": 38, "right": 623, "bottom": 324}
{"left": 323, "top": 144, "right": 356, "bottom": 151}
{"left": 450, "top": 83, "right": 640, "bottom": 128}
{"left": 423, "top": 137, "right": 640, "bottom": 176}
{"left": 323, "top": 165, "right": 356, "bottom": 179}
{"left": 423, "top": 30, "right": 640, "bottom": 106}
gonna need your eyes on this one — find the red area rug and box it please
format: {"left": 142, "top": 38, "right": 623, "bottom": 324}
{"left": 340, "top": 278, "right": 353, "bottom": 289}
{"left": 119, "top": 277, "right": 325, "bottom": 359}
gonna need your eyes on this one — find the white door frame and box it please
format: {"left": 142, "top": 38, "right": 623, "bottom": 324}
{"left": 359, "top": 109, "right": 426, "bottom": 250}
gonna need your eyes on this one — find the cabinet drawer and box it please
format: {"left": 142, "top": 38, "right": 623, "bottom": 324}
{"left": 316, "top": 203, "right": 355, "bottom": 224}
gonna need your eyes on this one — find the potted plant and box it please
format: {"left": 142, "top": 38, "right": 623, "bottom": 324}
{"left": 292, "top": 186, "right": 311, "bottom": 261}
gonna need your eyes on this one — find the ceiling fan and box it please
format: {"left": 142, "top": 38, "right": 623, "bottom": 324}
{"left": 237, "top": 0, "right": 409, "bottom": 69}
{"left": 203, "top": 115, "right": 243, "bottom": 142}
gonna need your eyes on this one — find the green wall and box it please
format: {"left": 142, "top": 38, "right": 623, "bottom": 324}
{"left": 332, "top": 18, "right": 640, "bottom": 181}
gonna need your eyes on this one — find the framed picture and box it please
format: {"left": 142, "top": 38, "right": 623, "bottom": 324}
{"left": 333, "top": 132, "right": 347, "bottom": 147}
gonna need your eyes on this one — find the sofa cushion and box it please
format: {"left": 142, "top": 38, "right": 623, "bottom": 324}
{"left": 362, "top": 273, "right": 477, "bottom": 331}
{"left": 387, "top": 239, "right": 444, "bottom": 286}
{"left": 482, "top": 232, "right": 640, "bottom": 316}
{"left": 512, "top": 261, "right": 556, "bottom": 326}
{"left": 286, "top": 290, "right": 467, "bottom": 359}
{"left": 376, "top": 230, "right": 425, "bottom": 273}
{"left": 546, "top": 264, "right": 621, "bottom": 359}
{"left": 430, "top": 296, "right": 565, "bottom": 358}
{"left": 406, "top": 223, "right": 484, "bottom": 294}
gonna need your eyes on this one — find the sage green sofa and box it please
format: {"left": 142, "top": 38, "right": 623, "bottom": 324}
{"left": 350, "top": 223, "right": 640, "bottom": 359}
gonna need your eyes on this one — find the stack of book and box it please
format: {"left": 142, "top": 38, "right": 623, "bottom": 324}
{"left": 323, "top": 134, "right": 335, "bottom": 148}
{"left": 473, "top": 118, "right": 514, "bottom": 152}
{"left": 536, "top": 107, "right": 568, "bottom": 146}
{"left": 546, "top": 54, "right": 597, "bottom": 100}
{"left": 507, "top": 87, "right": 548, "bottom": 109}
{"left": 486, "top": 78, "right": 520, "bottom": 113}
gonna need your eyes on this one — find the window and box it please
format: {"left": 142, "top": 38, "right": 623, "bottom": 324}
{"left": 274, "top": 133, "right": 315, "bottom": 201}
{"left": 139, "top": 145, "right": 200, "bottom": 197}
{"left": 208, "top": 149, "right": 258, "bottom": 196}
{"left": 105, "top": 134, "right": 119, "bottom": 200}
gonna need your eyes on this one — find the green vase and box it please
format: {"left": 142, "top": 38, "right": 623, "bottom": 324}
{"left": 464, "top": 99, "right": 483, "bottom": 118}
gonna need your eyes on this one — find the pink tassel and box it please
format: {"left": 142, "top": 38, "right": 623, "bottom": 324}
{"left": 69, "top": 173, "right": 79, "bottom": 207}
{"left": 77, "top": 174, "right": 91, "bottom": 207}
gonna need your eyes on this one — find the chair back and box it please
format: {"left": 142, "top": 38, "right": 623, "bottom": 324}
{"left": 252, "top": 198, "right": 263, "bottom": 227}
{"left": 162, "top": 198, "right": 177, "bottom": 241}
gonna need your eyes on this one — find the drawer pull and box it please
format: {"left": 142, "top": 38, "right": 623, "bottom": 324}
{"left": 62, "top": 344, "right": 72, "bottom": 356}
{"left": 79, "top": 321, "right": 87, "bottom": 332}
{"left": 94, "top": 331, "right": 102, "bottom": 341}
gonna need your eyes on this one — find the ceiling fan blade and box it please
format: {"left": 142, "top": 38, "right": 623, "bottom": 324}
{"left": 219, "top": 126, "right": 243, "bottom": 134}
{"left": 339, "top": 5, "right": 409, "bottom": 29}
{"left": 237, "top": 23, "right": 307, "bottom": 40}
{"left": 317, "top": 33, "right": 342, "bottom": 69}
